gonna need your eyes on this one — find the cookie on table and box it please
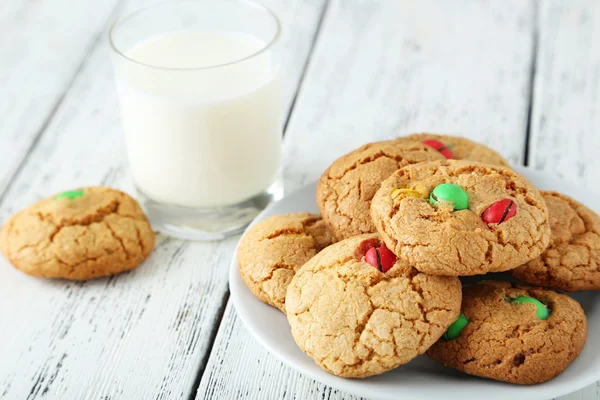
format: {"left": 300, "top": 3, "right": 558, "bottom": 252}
{"left": 370, "top": 159, "right": 550, "bottom": 276}
{"left": 510, "top": 191, "right": 600, "bottom": 291}
{"left": 397, "top": 133, "right": 510, "bottom": 167}
{"left": 427, "top": 281, "right": 587, "bottom": 384}
{"left": 316, "top": 140, "right": 444, "bottom": 240}
{"left": 0, "top": 187, "right": 155, "bottom": 280}
{"left": 286, "top": 234, "right": 461, "bottom": 378}
{"left": 237, "top": 212, "right": 334, "bottom": 312}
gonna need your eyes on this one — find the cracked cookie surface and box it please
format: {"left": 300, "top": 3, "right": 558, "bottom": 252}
{"left": 316, "top": 140, "right": 444, "bottom": 240}
{"left": 286, "top": 234, "right": 461, "bottom": 378}
{"left": 0, "top": 187, "right": 155, "bottom": 280}
{"left": 370, "top": 160, "right": 550, "bottom": 276}
{"left": 510, "top": 191, "right": 600, "bottom": 291}
{"left": 427, "top": 281, "right": 587, "bottom": 384}
{"left": 397, "top": 133, "right": 510, "bottom": 167}
{"left": 238, "top": 213, "right": 333, "bottom": 312}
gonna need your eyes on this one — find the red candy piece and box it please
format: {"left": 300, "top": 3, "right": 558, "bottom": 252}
{"left": 482, "top": 199, "right": 517, "bottom": 224}
{"left": 422, "top": 139, "right": 453, "bottom": 159}
{"left": 365, "top": 246, "right": 397, "bottom": 273}
{"left": 365, "top": 247, "right": 379, "bottom": 267}
{"left": 378, "top": 247, "right": 397, "bottom": 272}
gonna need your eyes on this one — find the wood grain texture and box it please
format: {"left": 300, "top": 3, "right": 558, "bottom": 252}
{"left": 0, "top": 0, "right": 326, "bottom": 399}
{"left": 197, "top": 303, "right": 360, "bottom": 400}
{"left": 531, "top": 1, "right": 600, "bottom": 399}
{"left": 0, "top": 0, "right": 121, "bottom": 198}
{"left": 282, "top": 0, "right": 535, "bottom": 191}
{"left": 528, "top": 0, "right": 600, "bottom": 191}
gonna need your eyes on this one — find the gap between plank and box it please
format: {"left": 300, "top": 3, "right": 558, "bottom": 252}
{"left": 187, "top": 291, "right": 230, "bottom": 400}
{"left": 523, "top": 0, "right": 539, "bottom": 167}
{"left": 0, "top": 2, "right": 124, "bottom": 207}
{"left": 282, "top": 0, "right": 331, "bottom": 135}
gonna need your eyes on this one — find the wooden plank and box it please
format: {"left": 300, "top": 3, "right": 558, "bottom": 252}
{"left": 528, "top": 0, "right": 600, "bottom": 191}
{"left": 196, "top": 0, "right": 537, "bottom": 399}
{"left": 283, "top": 0, "right": 536, "bottom": 191}
{"left": 197, "top": 303, "right": 361, "bottom": 400}
{"left": 0, "top": 0, "right": 122, "bottom": 195}
{"left": 531, "top": 1, "right": 600, "bottom": 399}
{"left": 0, "top": 0, "right": 326, "bottom": 398}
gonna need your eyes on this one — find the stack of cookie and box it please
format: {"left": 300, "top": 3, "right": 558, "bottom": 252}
{"left": 238, "top": 133, "right": 594, "bottom": 385}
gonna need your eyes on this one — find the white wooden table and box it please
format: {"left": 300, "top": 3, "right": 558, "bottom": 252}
{"left": 1, "top": 0, "right": 599, "bottom": 399}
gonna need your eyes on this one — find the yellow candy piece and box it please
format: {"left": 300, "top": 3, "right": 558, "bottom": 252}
{"left": 391, "top": 188, "right": 423, "bottom": 199}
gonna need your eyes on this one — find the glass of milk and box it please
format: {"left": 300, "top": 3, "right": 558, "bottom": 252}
{"left": 109, "top": 0, "right": 283, "bottom": 240}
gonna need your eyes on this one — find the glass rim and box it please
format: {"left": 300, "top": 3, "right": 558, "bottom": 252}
{"left": 108, "top": 0, "right": 281, "bottom": 71}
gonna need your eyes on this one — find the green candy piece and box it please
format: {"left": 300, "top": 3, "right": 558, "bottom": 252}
{"left": 510, "top": 296, "right": 550, "bottom": 320}
{"left": 55, "top": 189, "right": 84, "bottom": 200}
{"left": 429, "top": 183, "right": 469, "bottom": 210}
{"left": 443, "top": 313, "right": 469, "bottom": 340}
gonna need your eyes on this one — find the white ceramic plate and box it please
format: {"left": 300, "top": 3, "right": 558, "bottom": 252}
{"left": 230, "top": 167, "right": 600, "bottom": 400}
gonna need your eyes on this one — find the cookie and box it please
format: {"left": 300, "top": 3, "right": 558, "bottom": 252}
{"left": 427, "top": 281, "right": 587, "bottom": 384}
{"left": 286, "top": 234, "right": 461, "bottom": 378}
{"left": 237, "top": 212, "right": 334, "bottom": 312}
{"left": 370, "top": 160, "right": 550, "bottom": 276}
{"left": 510, "top": 191, "right": 600, "bottom": 291}
{"left": 316, "top": 140, "right": 444, "bottom": 240}
{"left": 397, "top": 133, "right": 510, "bottom": 167}
{"left": 0, "top": 187, "right": 155, "bottom": 280}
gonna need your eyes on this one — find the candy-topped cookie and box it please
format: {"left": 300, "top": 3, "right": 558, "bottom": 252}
{"left": 427, "top": 281, "right": 587, "bottom": 384}
{"left": 0, "top": 187, "right": 155, "bottom": 280}
{"left": 370, "top": 160, "right": 550, "bottom": 276}
{"left": 397, "top": 133, "right": 510, "bottom": 167}
{"left": 286, "top": 234, "right": 461, "bottom": 378}
{"left": 510, "top": 191, "right": 600, "bottom": 291}
{"left": 316, "top": 140, "right": 444, "bottom": 240}
{"left": 238, "top": 213, "right": 334, "bottom": 312}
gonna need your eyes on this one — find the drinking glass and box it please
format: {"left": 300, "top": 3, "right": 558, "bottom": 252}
{"left": 109, "top": 0, "right": 283, "bottom": 240}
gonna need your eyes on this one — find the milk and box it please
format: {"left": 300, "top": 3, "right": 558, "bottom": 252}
{"left": 114, "top": 31, "right": 282, "bottom": 208}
